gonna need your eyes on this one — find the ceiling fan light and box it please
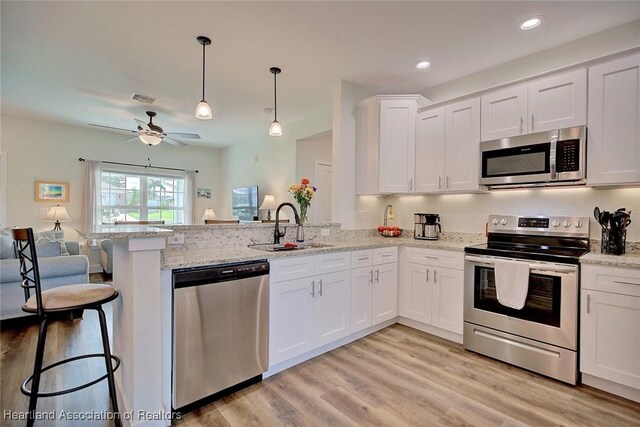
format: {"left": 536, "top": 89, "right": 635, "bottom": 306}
{"left": 195, "top": 100, "right": 213, "bottom": 120}
{"left": 269, "top": 120, "right": 282, "bottom": 137}
{"left": 139, "top": 134, "right": 163, "bottom": 146}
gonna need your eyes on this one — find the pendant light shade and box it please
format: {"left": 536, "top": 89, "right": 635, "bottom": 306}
{"left": 269, "top": 67, "right": 282, "bottom": 137}
{"left": 195, "top": 36, "right": 213, "bottom": 120}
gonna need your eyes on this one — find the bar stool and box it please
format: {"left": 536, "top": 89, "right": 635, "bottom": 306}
{"left": 12, "top": 228, "right": 121, "bottom": 427}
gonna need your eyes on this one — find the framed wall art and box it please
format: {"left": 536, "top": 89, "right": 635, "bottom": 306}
{"left": 35, "top": 180, "right": 69, "bottom": 202}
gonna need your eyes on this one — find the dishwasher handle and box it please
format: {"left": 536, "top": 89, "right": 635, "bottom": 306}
{"left": 173, "top": 260, "right": 269, "bottom": 288}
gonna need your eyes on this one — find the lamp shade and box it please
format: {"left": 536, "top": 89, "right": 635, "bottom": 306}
{"left": 43, "top": 205, "right": 72, "bottom": 222}
{"left": 269, "top": 120, "right": 282, "bottom": 137}
{"left": 259, "top": 194, "right": 277, "bottom": 211}
{"left": 195, "top": 100, "right": 213, "bottom": 120}
{"left": 201, "top": 208, "right": 217, "bottom": 221}
{"left": 139, "top": 134, "right": 163, "bottom": 146}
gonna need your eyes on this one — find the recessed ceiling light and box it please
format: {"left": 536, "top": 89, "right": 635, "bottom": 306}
{"left": 416, "top": 61, "right": 431, "bottom": 69}
{"left": 519, "top": 17, "right": 543, "bottom": 30}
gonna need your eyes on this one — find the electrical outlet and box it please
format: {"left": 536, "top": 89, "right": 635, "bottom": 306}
{"left": 321, "top": 228, "right": 331, "bottom": 237}
{"left": 357, "top": 210, "right": 370, "bottom": 221}
{"left": 167, "top": 234, "right": 185, "bottom": 245}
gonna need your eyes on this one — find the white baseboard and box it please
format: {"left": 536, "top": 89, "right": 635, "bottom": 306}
{"left": 397, "top": 316, "right": 463, "bottom": 344}
{"left": 264, "top": 319, "right": 396, "bottom": 378}
{"left": 582, "top": 373, "right": 640, "bottom": 403}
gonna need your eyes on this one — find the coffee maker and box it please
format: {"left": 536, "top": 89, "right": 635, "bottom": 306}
{"left": 414, "top": 213, "right": 441, "bottom": 240}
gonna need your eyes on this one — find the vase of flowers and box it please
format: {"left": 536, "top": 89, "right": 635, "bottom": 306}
{"left": 288, "top": 178, "right": 317, "bottom": 223}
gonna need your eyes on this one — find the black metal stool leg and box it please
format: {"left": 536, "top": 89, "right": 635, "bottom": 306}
{"left": 27, "top": 317, "right": 49, "bottom": 427}
{"left": 97, "top": 307, "right": 121, "bottom": 427}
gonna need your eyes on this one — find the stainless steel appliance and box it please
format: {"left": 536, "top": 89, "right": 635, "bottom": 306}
{"left": 464, "top": 214, "right": 589, "bottom": 384}
{"left": 480, "top": 126, "right": 586, "bottom": 188}
{"left": 172, "top": 260, "right": 269, "bottom": 412}
{"left": 414, "top": 213, "right": 441, "bottom": 240}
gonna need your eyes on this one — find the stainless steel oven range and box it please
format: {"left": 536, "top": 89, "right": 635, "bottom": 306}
{"left": 464, "top": 214, "right": 590, "bottom": 384}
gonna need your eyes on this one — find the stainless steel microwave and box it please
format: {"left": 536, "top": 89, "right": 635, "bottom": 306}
{"left": 480, "top": 126, "right": 586, "bottom": 188}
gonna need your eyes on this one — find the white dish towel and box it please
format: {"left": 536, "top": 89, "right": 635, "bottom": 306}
{"left": 494, "top": 259, "right": 530, "bottom": 310}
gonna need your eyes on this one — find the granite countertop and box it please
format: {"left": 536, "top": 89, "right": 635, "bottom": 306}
{"left": 580, "top": 251, "right": 640, "bottom": 270}
{"left": 162, "top": 235, "right": 479, "bottom": 270}
{"left": 88, "top": 225, "right": 175, "bottom": 239}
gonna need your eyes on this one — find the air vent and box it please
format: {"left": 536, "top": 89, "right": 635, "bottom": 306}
{"left": 129, "top": 93, "right": 155, "bottom": 104}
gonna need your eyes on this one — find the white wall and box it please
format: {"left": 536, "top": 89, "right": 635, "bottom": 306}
{"left": 219, "top": 110, "right": 332, "bottom": 219}
{"left": 295, "top": 130, "right": 332, "bottom": 182}
{"left": 389, "top": 188, "right": 640, "bottom": 240}
{"left": 0, "top": 115, "right": 222, "bottom": 239}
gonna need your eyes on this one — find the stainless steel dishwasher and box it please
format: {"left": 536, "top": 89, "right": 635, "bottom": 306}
{"left": 172, "top": 260, "right": 269, "bottom": 413}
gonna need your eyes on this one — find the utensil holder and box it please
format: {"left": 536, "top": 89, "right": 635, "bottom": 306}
{"left": 601, "top": 228, "right": 626, "bottom": 255}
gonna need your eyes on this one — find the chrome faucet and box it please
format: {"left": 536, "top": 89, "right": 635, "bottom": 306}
{"left": 274, "top": 203, "right": 302, "bottom": 244}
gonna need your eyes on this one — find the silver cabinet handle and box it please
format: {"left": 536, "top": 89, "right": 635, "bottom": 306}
{"left": 531, "top": 114, "right": 534, "bottom": 131}
{"left": 586, "top": 293, "right": 590, "bottom": 314}
{"left": 520, "top": 117, "right": 524, "bottom": 133}
{"left": 438, "top": 176, "right": 442, "bottom": 189}
{"left": 434, "top": 269, "right": 438, "bottom": 284}
{"left": 446, "top": 176, "right": 450, "bottom": 188}
{"left": 409, "top": 179, "right": 413, "bottom": 191}
{"left": 426, "top": 268, "right": 429, "bottom": 282}
{"left": 375, "top": 269, "right": 379, "bottom": 282}
{"left": 614, "top": 280, "right": 640, "bottom": 286}
{"left": 311, "top": 280, "right": 315, "bottom": 297}
{"left": 382, "top": 254, "right": 393, "bottom": 258}
{"left": 369, "top": 269, "right": 374, "bottom": 284}
{"left": 423, "top": 255, "right": 439, "bottom": 260}
{"left": 318, "top": 279, "right": 323, "bottom": 296}
{"left": 358, "top": 256, "right": 370, "bottom": 261}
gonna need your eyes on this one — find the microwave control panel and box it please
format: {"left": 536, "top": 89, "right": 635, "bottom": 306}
{"left": 556, "top": 139, "right": 580, "bottom": 172}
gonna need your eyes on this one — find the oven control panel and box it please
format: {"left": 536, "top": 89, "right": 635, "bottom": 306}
{"left": 488, "top": 215, "right": 589, "bottom": 237}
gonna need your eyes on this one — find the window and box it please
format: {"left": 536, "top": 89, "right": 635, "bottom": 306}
{"left": 100, "top": 170, "right": 185, "bottom": 224}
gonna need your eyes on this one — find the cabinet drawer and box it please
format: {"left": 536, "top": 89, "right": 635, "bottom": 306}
{"left": 270, "top": 256, "right": 316, "bottom": 283}
{"left": 403, "top": 247, "right": 463, "bottom": 270}
{"left": 316, "top": 251, "right": 351, "bottom": 274}
{"left": 352, "top": 249, "right": 373, "bottom": 268}
{"left": 582, "top": 265, "right": 640, "bottom": 297}
{"left": 373, "top": 246, "right": 398, "bottom": 265}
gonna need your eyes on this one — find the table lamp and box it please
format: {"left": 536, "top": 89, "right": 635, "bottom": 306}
{"left": 43, "top": 205, "right": 72, "bottom": 231}
{"left": 202, "top": 208, "right": 217, "bottom": 224}
{"left": 259, "top": 195, "right": 277, "bottom": 221}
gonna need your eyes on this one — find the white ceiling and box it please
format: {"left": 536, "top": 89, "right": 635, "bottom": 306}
{"left": 2, "top": 1, "right": 639, "bottom": 148}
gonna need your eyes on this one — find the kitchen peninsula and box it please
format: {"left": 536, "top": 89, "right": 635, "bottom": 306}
{"left": 90, "top": 222, "right": 640, "bottom": 426}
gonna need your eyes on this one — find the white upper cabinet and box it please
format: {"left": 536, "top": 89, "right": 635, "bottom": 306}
{"left": 481, "top": 69, "right": 587, "bottom": 142}
{"left": 587, "top": 53, "right": 640, "bottom": 186}
{"left": 481, "top": 83, "right": 528, "bottom": 141}
{"left": 357, "top": 95, "right": 429, "bottom": 194}
{"left": 415, "top": 107, "right": 445, "bottom": 193}
{"left": 444, "top": 98, "right": 481, "bottom": 192}
{"left": 415, "top": 98, "right": 482, "bottom": 193}
{"left": 527, "top": 68, "right": 587, "bottom": 133}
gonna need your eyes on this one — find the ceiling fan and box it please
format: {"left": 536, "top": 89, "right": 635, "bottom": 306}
{"left": 90, "top": 111, "right": 201, "bottom": 147}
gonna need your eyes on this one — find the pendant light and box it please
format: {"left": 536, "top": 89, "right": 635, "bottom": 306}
{"left": 269, "top": 67, "right": 282, "bottom": 136}
{"left": 195, "top": 36, "right": 213, "bottom": 120}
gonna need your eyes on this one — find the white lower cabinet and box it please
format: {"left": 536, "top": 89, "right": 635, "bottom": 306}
{"left": 314, "top": 270, "right": 351, "bottom": 347}
{"left": 270, "top": 277, "right": 316, "bottom": 364}
{"left": 580, "top": 265, "right": 640, "bottom": 399}
{"left": 269, "top": 254, "right": 351, "bottom": 366}
{"left": 350, "top": 247, "right": 399, "bottom": 333}
{"left": 399, "top": 247, "right": 464, "bottom": 337}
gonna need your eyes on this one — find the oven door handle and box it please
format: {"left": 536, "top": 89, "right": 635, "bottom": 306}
{"left": 464, "top": 255, "right": 577, "bottom": 273}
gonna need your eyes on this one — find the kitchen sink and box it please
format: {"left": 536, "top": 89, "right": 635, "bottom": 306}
{"left": 248, "top": 242, "right": 333, "bottom": 252}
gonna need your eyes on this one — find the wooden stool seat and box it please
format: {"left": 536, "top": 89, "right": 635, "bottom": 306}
{"left": 23, "top": 284, "right": 118, "bottom": 312}
{"left": 12, "top": 227, "right": 122, "bottom": 427}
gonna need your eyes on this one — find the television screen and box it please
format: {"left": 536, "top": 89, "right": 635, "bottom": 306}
{"left": 232, "top": 185, "right": 259, "bottom": 220}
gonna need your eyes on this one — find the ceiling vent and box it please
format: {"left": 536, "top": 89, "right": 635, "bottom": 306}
{"left": 129, "top": 93, "right": 155, "bottom": 104}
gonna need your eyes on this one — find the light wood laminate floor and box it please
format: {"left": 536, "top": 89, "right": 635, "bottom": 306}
{"left": 2, "top": 310, "right": 639, "bottom": 426}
